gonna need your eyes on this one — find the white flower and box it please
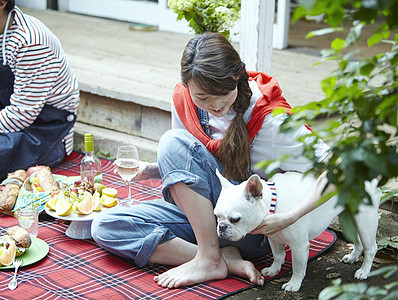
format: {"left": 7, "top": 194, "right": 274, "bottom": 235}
{"left": 168, "top": 0, "right": 196, "bottom": 13}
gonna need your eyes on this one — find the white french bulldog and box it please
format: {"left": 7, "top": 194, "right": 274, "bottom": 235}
{"left": 214, "top": 169, "right": 381, "bottom": 292}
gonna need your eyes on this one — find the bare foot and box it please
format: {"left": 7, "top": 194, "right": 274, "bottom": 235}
{"left": 222, "top": 246, "right": 264, "bottom": 286}
{"left": 154, "top": 254, "right": 228, "bottom": 289}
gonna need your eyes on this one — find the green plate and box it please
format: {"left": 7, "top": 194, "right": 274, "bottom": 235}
{"left": 0, "top": 237, "right": 49, "bottom": 270}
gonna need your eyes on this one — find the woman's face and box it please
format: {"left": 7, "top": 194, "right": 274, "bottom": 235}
{"left": 187, "top": 79, "right": 237, "bottom": 117}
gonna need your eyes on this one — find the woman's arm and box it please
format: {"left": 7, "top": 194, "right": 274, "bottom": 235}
{"left": 251, "top": 171, "right": 334, "bottom": 235}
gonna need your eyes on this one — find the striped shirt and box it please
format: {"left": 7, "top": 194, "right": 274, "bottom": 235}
{"left": 0, "top": 6, "right": 79, "bottom": 155}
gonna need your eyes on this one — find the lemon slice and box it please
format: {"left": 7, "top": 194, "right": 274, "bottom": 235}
{"left": 56, "top": 193, "right": 72, "bottom": 216}
{"left": 94, "top": 183, "right": 106, "bottom": 195}
{"left": 18, "top": 217, "right": 35, "bottom": 230}
{"left": 102, "top": 188, "right": 118, "bottom": 198}
{"left": 93, "top": 191, "right": 102, "bottom": 211}
{"left": 76, "top": 193, "right": 94, "bottom": 215}
{"left": 46, "top": 194, "right": 58, "bottom": 210}
{"left": 100, "top": 194, "right": 118, "bottom": 207}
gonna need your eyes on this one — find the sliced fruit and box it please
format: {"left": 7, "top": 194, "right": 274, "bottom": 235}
{"left": 76, "top": 193, "right": 94, "bottom": 215}
{"left": 92, "top": 191, "right": 102, "bottom": 211}
{"left": 0, "top": 238, "right": 16, "bottom": 266}
{"left": 71, "top": 202, "right": 78, "bottom": 214}
{"left": 56, "top": 192, "right": 72, "bottom": 216}
{"left": 94, "top": 183, "right": 106, "bottom": 195}
{"left": 46, "top": 193, "right": 59, "bottom": 210}
{"left": 100, "top": 194, "right": 118, "bottom": 208}
{"left": 78, "top": 191, "right": 92, "bottom": 202}
{"left": 102, "top": 188, "right": 118, "bottom": 198}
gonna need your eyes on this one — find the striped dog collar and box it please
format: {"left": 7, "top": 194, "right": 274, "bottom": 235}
{"left": 266, "top": 181, "right": 277, "bottom": 214}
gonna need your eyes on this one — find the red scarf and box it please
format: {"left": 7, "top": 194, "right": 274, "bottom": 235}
{"left": 173, "top": 71, "right": 292, "bottom": 156}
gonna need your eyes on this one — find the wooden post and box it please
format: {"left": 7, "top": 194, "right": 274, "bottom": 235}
{"left": 239, "top": 0, "right": 275, "bottom": 74}
{"left": 273, "top": 0, "right": 291, "bottom": 50}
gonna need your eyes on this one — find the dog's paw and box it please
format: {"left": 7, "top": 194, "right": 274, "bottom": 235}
{"left": 282, "top": 280, "right": 301, "bottom": 292}
{"left": 261, "top": 266, "right": 280, "bottom": 278}
{"left": 354, "top": 268, "right": 369, "bottom": 280}
{"left": 342, "top": 253, "right": 359, "bottom": 264}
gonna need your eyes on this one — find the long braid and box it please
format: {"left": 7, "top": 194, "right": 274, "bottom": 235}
{"left": 218, "top": 70, "right": 252, "bottom": 181}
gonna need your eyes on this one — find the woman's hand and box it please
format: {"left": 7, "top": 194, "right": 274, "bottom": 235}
{"left": 134, "top": 161, "right": 161, "bottom": 181}
{"left": 250, "top": 211, "right": 297, "bottom": 236}
{"left": 113, "top": 161, "right": 160, "bottom": 181}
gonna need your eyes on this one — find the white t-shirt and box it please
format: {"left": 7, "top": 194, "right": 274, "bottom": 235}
{"left": 171, "top": 80, "right": 330, "bottom": 178}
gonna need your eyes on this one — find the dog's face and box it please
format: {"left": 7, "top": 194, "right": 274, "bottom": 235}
{"left": 214, "top": 170, "right": 269, "bottom": 241}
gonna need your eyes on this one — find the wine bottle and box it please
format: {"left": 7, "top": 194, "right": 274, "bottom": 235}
{"left": 80, "top": 133, "right": 102, "bottom": 184}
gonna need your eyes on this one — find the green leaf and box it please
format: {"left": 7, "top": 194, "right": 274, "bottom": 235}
{"left": 345, "top": 22, "right": 364, "bottom": 47}
{"left": 331, "top": 38, "right": 345, "bottom": 51}
{"left": 363, "top": 150, "right": 388, "bottom": 174}
{"left": 359, "top": 61, "right": 376, "bottom": 76}
{"left": 367, "top": 32, "right": 383, "bottom": 47}
{"left": 384, "top": 281, "right": 398, "bottom": 290}
{"left": 339, "top": 209, "right": 358, "bottom": 243}
{"left": 306, "top": 27, "right": 343, "bottom": 39}
{"left": 318, "top": 285, "right": 343, "bottom": 300}
{"left": 292, "top": 6, "right": 309, "bottom": 22}
{"left": 341, "top": 282, "right": 368, "bottom": 294}
{"left": 369, "top": 265, "right": 398, "bottom": 278}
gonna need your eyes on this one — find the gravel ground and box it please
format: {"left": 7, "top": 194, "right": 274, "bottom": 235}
{"left": 224, "top": 232, "right": 398, "bottom": 300}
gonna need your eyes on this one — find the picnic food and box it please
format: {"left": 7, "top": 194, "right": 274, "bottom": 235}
{"left": 7, "top": 170, "right": 28, "bottom": 182}
{"left": 100, "top": 194, "right": 118, "bottom": 208}
{"left": 6, "top": 226, "right": 32, "bottom": 257}
{"left": 101, "top": 188, "right": 118, "bottom": 198}
{"left": 46, "top": 181, "right": 118, "bottom": 216}
{"left": 35, "top": 167, "right": 56, "bottom": 192}
{"left": 26, "top": 165, "right": 47, "bottom": 177}
{"left": 0, "top": 169, "right": 27, "bottom": 211}
{"left": 75, "top": 193, "right": 94, "bottom": 215}
{"left": 0, "top": 183, "right": 20, "bottom": 211}
{"left": 55, "top": 193, "right": 72, "bottom": 216}
{"left": 93, "top": 191, "right": 102, "bottom": 211}
{"left": 0, "top": 236, "right": 16, "bottom": 266}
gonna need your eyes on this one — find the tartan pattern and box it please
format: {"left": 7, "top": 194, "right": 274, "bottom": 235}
{"left": 0, "top": 152, "right": 336, "bottom": 300}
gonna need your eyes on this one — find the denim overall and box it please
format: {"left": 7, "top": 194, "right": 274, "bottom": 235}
{"left": 0, "top": 9, "right": 76, "bottom": 179}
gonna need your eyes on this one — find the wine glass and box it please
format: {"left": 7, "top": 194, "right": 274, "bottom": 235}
{"left": 116, "top": 146, "right": 140, "bottom": 206}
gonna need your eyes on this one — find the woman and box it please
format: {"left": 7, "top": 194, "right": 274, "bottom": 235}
{"left": 0, "top": 0, "right": 79, "bottom": 179}
{"left": 92, "top": 32, "right": 330, "bottom": 288}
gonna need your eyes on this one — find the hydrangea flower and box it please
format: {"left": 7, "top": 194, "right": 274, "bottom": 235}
{"left": 168, "top": 0, "right": 240, "bottom": 40}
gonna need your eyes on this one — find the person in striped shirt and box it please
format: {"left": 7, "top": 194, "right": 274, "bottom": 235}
{"left": 0, "top": 0, "right": 79, "bottom": 180}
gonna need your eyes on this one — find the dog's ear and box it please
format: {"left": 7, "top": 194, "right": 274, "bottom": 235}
{"left": 244, "top": 175, "right": 263, "bottom": 201}
{"left": 216, "top": 168, "right": 232, "bottom": 189}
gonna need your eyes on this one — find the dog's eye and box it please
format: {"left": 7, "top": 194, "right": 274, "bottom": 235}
{"left": 230, "top": 217, "right": 241, "bottom": 224}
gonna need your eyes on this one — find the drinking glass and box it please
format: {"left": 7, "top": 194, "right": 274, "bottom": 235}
{"left": 17, "top": 206, "right": 39, "bottom": 237}
{"left": 116, "top": 146, "right": 140, "bottom": 206}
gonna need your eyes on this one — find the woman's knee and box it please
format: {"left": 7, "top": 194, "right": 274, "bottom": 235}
{"left": 158, "top": 129, "right": 196, "bottom": 162}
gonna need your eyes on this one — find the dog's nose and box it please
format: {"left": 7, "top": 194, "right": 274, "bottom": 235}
{"left": 219, "top": 223, "right": 227, "bottom": 232}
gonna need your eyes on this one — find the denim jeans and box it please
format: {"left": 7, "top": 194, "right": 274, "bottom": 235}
{"left": 91, "top": 129, "right": 270, "bottom": 267}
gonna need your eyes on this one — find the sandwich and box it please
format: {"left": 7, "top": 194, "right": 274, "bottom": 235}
{"left": 6, "top": 226, "right": 32, "bottom": 257}
{"left": 0, "top": 236, "right": 16, "bottom": 266}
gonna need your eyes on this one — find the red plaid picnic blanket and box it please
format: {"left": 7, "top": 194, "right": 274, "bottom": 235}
{"left": 0, "top": 152, "right": 336, "bottom": 300}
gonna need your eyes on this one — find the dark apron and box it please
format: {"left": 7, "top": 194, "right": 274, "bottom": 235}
{"left": 0, "top": 59, "right": 76, "bottom": 178}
